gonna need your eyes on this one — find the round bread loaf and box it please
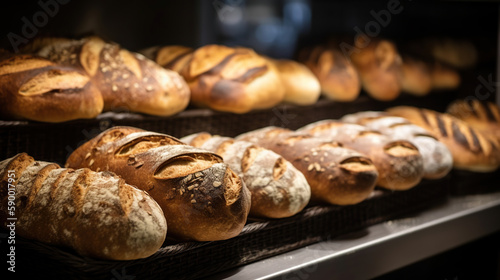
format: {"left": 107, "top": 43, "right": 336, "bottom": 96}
{"left": 237, "top": 127, "right": 378, "bottom": 205}
{"left": 66, "top": 126, "right": 251, "bottom": 241}
{"left": 298, "top": 120, "right": 424, "bottom": 190}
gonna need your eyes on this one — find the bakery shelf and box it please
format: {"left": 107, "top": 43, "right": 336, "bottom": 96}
{"left": 207, "top": 190, "right": 500, "bottom": 280}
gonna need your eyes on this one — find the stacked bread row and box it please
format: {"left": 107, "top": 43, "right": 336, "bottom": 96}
{"left": 0, "top": 36, "right": 469, "bottom": 122}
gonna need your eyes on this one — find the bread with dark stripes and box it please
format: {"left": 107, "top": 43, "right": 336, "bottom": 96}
{"left": 387, "top": 106, "right": 500, "bottom": 172}
{"left": 142, "top": 44, "right": 285, "bottom": 113}
{"left": 446, "top": 100, "right": 500, "bottom": 143}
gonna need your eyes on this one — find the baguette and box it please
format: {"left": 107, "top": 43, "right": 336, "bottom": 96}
{"left": 387, "top": 106, "right": 500, "bottom": 172}
{"left": 66, "top": 126, "right": 251, "bottom": 241}
{"left": 237, "top": 127, "right": 378, "bottom": 205}
{"left": 181, "top": 132, "right": 311, "bottom": 218}
{"left": 0, "top": 153, "right": 167, "bottom": 260}
{"left": 297, "top": 45, "right": 360, "bottom": 101}
{"left": 298, "top": 120, "right": 424, "bottom": 190}
{"left": 143, "top": 44, "right": 285, "bottom": 113}
{"left": 0, "top": 51, "right": 103, "bottom": 122}
{"left": 24, "top": 36, "right": 190, "bottom": 117}
{"left": 341, "top": 111, "right": 453, "bottom": 179}
{"left": 446, "top": 100, "right": 500, "bottom": 143}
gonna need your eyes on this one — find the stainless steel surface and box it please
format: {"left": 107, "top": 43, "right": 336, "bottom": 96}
{"left": 210, "top": 191, "right": 500, "bottom": 280}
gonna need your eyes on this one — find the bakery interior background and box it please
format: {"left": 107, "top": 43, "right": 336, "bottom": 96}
{"left": 0, "top": 0, "right": 498, "bottom": 104}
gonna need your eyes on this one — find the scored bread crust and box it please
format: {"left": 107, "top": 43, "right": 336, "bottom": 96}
{"left": 144, "top": 44, "right": 285, "bottom": 113}
{"left": 25, "top": 36, "right": 190, "bottom": 117}
{"left": 0, "top": 52, "right": 103, "bottom": 122}
{"left": 181, "top": 132, "right": 311, "bottom": 218}
{"left": 298, "top": 120, "right": 424, "bottom": 190}
{"left": 0, "top": 153, "right": 167, "bottom": 260}
{"left": 65, "top": 126, "right": 251, "bottom": 241}
{"left": 387, "top": 106, "right": 500, "bottom": 172}
{"left": 297, "top": 45, "right": 361, "bottom": 102}
{"left": 341, "top": 111, "right": 453, "bottom": 179}
{"left": 237, "top": 127, "right": 378, "bottom": 205}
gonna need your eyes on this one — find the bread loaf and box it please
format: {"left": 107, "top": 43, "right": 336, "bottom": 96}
{"left": 298, "top": 120, "right": 424, "bottom": 190}
{"left": 297, "top": 45, "right": 360, "bottom": 101}
{"left": 143, "top": 44, "right": 285, "bottom": 113}
{"left": 349, "top": 38, "right": 402, "bottom": 101}
{"left": 237, "top": 127, "right": 378, "bottom": 205}
{"left": 430, "top": 61, "right": 460, "bottom": 90}
{"left": 66, "top": 126, "right": 251, "bottom": 241}
{"left": 398, "top": 55, "right": 432, "bottom": 96}
{"left": 181, "top": 132, "right": 311, "bottom": 218}
{"left": 140, "top": 45, "right": 194, "bottom": 73}
{"left": 387, "top": 106, "right": 500, "bottom": 172}
{"left": 267, "top": 58, "right": 321, "bottom": 106}
{"left": 0, "top": 51, "right": 103, "bottom": 122}
{"left": 0, "top": 153, "right": 166, "bottom": 260}
{"left": 24, "top": 36, "right": 190, "bottom": 117}
{"left": 341, "top": 111, "right": 453, "bottom": 179}
{"left": 446, "top": 100, "right": 500, "bottom": 143}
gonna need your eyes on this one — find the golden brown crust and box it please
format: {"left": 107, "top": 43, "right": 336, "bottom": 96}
{"left": 267, "top": 58, "right": 321, "bottom": 106}
{"left": 387, "top": 106, "right": 500, "bottom": 172}
{"left": 27, "top": 36, "right": 190, "bottom": 117}
{"left": 237, "top": 127, "right": 378, "bottom": 205}
{"left": 349, "top": 39, "right": 402, "bottom": 101}
{"left": 298, "top": 120, "right": 424, "bottom": 190}
{"left": 429, "top": 62, "right": 460, "bottom": 90}
{"left": 398, "top": 55, "right": 432, "bottom": 96}
{"left": 298, "top": 45, "right": 360, "bottom": 101}
{"left": 65, "top": 126, "right": 251, "bottom": 241}
{"left": 0, "top": 52, "right": 103, "bottom": 122}
{"left": 148, "top": 44, "right": 285, "bottom": 113}
{"left": 0, "top": 153, "right": 167, "bottom": 260}
{"left": 182, "top": 132, "right": 311, "bottom": 218}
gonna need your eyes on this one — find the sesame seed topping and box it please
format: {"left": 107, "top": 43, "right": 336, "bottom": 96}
{"left": 213, "top": 181, "right": 222, "bottom": 187}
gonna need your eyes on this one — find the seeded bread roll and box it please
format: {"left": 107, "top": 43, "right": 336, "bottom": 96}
{"left": 237, "top": 127, "right": 378, "bottom": 205}
{"left": 446, "top": 100, "right": 500, "bottom": 143}
{"left": 66, "top": 126, "right": 251, "bottom": 241}
{"left": 0, "top": 51, "right": 103, "bottom": 122}
{"left": 0, "top": 153, "right": 166, "bottom": 260}
{"left": 342, "top": 111, "right": 453, "bottom": 179}
{"left": 267, "top": 58, "right": 321, "bottom": 106}
{"left": 398, "top": 55, "right": 432, "bottom": 96}
{"left": 24, "top": 36, "right": 190, "bottom": 117}
{"left": 349, "top": 38, "right": 402, "bottom": 101}
{"left": 143, "top": 44, "right": 285, "bottom": 113}
{"left": 299, "top": 120, "right": 424, "bottom": 190}
{"left": 297, "top": 45, "right": 361, "bottom": 101}
{"left": 387, "top": 106, "right": 500, "bottom": 172}
{"left": 181, "top": 132, "right": 311, "bottom": 218}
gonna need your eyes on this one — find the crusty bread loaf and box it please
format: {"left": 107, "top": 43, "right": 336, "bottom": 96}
{"left": 298, "top": 120, "right": 424, "bottom": 190}
{"left": 237, "top": 127, "right": 378, "bottom": 205}
{"left": 143, "top": 44, "right": 285, "bottom": 113}
{"left": 267, "top": 58, "right": 321, "bottom": 106}
{"left": 0, "top": 153, "right": 167, "bottom": 260}
{"left": 181, "top": 132, "right": 311, "bottom": 218}
{"left": 430, "top": 61, "right": 460, "bottom": 90}
{"left": 297, "top": 45, "right": 360, "bottom": 102}
{"left": 398, "top": 55, "right": 432, "bottom": 96}
{"left": 349, "top": 38, "right": 402, "bottom": 101}
{"left": 24, "top": 36, "right": 190, "bottom": 117}
{"left": 66, "top": 126, "right": 251, "bottom": 241}
{"left": 387, "top": 106, "right": 500, "bottom": 172}
{"left": 446, "top": 100, "right": 500, "bottom": 143}
{"left": 0, "top": 51, "right": 103, "bottom": 122}
{"left": 341, "top": 111, "right": 453, "bottom": 179}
